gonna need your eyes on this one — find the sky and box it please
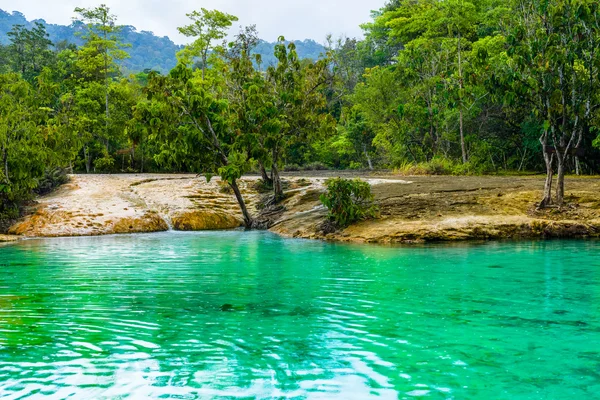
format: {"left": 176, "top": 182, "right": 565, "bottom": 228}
{"left": 0, "top": 0, "right": 385, "bottom": 44}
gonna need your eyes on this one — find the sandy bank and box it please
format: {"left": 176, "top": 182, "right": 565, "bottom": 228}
{"left": 7, "top": 174, "right": 600, "bottom": 243}
{"left": 272, "top": 175, "right": 600, "bottom": 243}
{"left": 8, "top": 174, "right": 259, "bottom": 237}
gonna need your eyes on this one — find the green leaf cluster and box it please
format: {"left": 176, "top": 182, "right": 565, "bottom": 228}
{"left": 320, "top": 178, "right": 377, "bottom": 228}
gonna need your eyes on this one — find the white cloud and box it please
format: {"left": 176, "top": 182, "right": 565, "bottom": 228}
{"left": 0, "top": 0, "right": 385, "bottom": 44}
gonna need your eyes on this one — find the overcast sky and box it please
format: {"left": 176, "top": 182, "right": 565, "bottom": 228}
{"left": 0, "top": 0, "right": 385, "bottom": 44}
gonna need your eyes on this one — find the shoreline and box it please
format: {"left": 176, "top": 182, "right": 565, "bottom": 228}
{"left": 4, "top": 174, "right": 600, "bottom": 244}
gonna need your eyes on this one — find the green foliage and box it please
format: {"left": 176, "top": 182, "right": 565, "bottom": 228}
{"left": 320, "top": 178, "right": 377, "bottom": 228}
{"left": 262, "top": 37, "right": 336, "bottom": 198}
{"left": 283, "top": 164, "right": 301, "bottom": 172}
{"left": 34, "top": 167, "right": 69, "bottom": 196}
{"left": 304, "top": 162, "right": 329, "bottom": 171}
{"left": 394, "top": 157, "right": 490, "bottom": 176}
{"left": 176, "top": 8, "right": 238, "bottom": 76}
{"left": 93, "top": 155, "right": 115, "bottom": 172}
{"left": 5, "top": 22, "right": 54, "bottom": 82}
{"left": 0, "top": 73, "right": 54, "bottom": 211}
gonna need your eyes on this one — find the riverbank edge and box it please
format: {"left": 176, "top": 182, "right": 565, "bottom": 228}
{"left": 4, "top": 217, "right": 600, "bottom": 244}
{"left": 271, "top": 218, "right": 600, "bottom": 244}
{"left": 4, "top": 174, "right": 600, "bottom": 244}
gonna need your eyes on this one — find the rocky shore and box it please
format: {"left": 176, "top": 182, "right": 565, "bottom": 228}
{"left": 5, "top": 174, "right": 600, "bottom": 244}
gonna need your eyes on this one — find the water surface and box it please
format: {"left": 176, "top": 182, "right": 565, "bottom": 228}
{"left": 0, "top": 232, "right": 599, "bottom": 399}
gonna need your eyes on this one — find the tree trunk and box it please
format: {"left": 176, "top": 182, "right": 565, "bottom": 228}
{"left": 259, "top": 161, "right": 273, "bottom": 187}
{"left": 575, "top": 157, "right": 581, "bottom": 176}
{"left": 363, "top": 144, "right": 373, "bottom": 170}
{"left": 105, "top": 45, "right": 110, "bottom": 146}
{"left": 457, "top": 32, "right": 467, "bottom": 164}
{"left": 539, "top": 142, "right": 554, "bottom": 208}
{"left": 272, "top": 162, "right": 284, "bottom": 201}
{"left": 555, "top": 154, "right": 566, "bottom": 206}
{"left": 229, "top": 178, "right": 253, "bottom": 229}
{"left": 518, "top": 148, "right": 527, "bottom": 171}
{"left": 84, "top": 145, "right": 92, "bottom": 174}
{"left": 3, "top": 148, "right": 10, "bottom": 185}
{"left": 459, "top": 109, "right": 467, "bottom": 164}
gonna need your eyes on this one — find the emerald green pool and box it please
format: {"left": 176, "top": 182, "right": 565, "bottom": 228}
{"left": 0, "top": 233, "right": 598, "bottom": 399}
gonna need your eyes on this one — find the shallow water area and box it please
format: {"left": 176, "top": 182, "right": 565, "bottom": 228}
{"left": 0, "top": 232, "right": 599, "bottom": 399}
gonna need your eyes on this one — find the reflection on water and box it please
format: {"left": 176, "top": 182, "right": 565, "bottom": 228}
{"left": 0, "top": 232, "right": 599, "bottom": 399}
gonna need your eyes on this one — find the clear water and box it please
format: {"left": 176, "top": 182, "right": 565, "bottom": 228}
{"left": 0, "top": 232, "right": 599, "bottom": 399}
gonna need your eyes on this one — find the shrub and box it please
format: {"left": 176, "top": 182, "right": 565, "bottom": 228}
{"left": 349, "top": 161, "right": 363, "bottom": 170}
{"left": 320, "top": 178, "right": 377, "bottom": 229}
{"left": 218, "top": 181, "right": 233, "bottom": 194}
{"left": 34, "top": 168, "right": 70, "bottom": 196}
{"left": 252, "top": 179, "right": 273, "bottom": 193}
{"left": 93, "top": 156, "right": 116, "bottom": 173}
{"left": 393, "top": 157, "right": 492, "bottom": 176}
{"left": 283, "top": 164, "right": 301, "bottom": 172}
{"left": 303, "top": 162, "right": 328, "bottom": 171}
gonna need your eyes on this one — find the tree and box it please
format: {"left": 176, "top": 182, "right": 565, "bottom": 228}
{"left": 5, "top": 22, "right": 54, "bottom": 82}
{"left": 0, "top": 73, "right": 53, "bottom": 214}
{"left": 439, "top": 0, "right": 479, "bottom": 164}
{"left": 352, "top": 66, "right": 406, "bottom": 165}
{"left": 265, "top": 37, "right": 335, "bottom": 200}
{"left": 177, "top": 8, "right": 238, "bottom": 79}
{"left": 501, "top": 0, "right": 600, "bottom": 206}
{"left": 142, "top": 65, "right": 254, "bottom": 228}
{"left": 223, "top": 26, "right": 276, "bottom": 186}
{"left": 73, "top": 4, "right": 129, "bottom": 161}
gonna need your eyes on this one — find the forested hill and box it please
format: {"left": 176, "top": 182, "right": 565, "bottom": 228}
{"left": 0, "top": 9, "right": 326, "bottom": 73}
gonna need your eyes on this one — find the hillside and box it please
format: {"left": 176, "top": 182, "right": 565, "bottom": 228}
{"left": 0, "top": 9, "right": 326, "bottom": 74}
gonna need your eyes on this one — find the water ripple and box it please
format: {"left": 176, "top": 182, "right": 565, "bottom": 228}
{"left": 0, "top": 233, "right": 598, "bottom": 398}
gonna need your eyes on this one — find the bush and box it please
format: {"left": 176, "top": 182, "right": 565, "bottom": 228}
{"left": 93, "top": 156, "right": 116, "bottom": 173}
{"left": 393, "top": 158, "right": 492, "bottom": 176}
{"left": 34, "top": 168, "right": 70, "bottom": 196}
{"left": 252, "top": 179, "right": 273, "bottom": 193}
{"left": 283, "top": 164, "right": 301, "bottom": 172}
{"left": 320, "top": 178, "right": 377, "bottom": 229}
{"left": 394, "top": 158, "right": 453, "bottom": 175}
{"left": 218, "top": 181, "right": 233, "bottom": 194}
{"left": 303, "top": 162, "right": 329, "bottom": 171}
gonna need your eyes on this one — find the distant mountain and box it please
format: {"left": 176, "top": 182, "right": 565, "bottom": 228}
{"left": 0, "top": 9, "right": 326, "bottom": 74}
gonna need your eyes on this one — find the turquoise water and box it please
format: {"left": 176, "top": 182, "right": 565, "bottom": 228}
{"left": 0, "top": 233, "right": 599, "bottom": 399}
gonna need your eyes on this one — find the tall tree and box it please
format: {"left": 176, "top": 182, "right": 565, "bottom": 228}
{"left": 143, "top": 65, "right": 254, "bottom": 228}
{"left": 500, "top": 0, "right": 600, "bottom": 206}
{"left": 6, "top": 23, "right": 54, "bottom": 82}
{"left": 73, "top": 4, "right": 129, "bottom": 158}
{"left": 439, "top": 0, "right": 478, "bottom": 164}
{"left": 177, "top": 8, "right": 238, "bottom": 79}
{"left": 265, "top": 38, "right": 335, "bottom": 200}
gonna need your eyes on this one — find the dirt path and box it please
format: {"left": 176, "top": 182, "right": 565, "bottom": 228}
{"left": 7, "top": 173, "right": 600, "bottom": 243}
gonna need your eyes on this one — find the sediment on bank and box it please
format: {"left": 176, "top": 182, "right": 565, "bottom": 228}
{"left": 6, "top": 174, "right": 600, "bottom": 244}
